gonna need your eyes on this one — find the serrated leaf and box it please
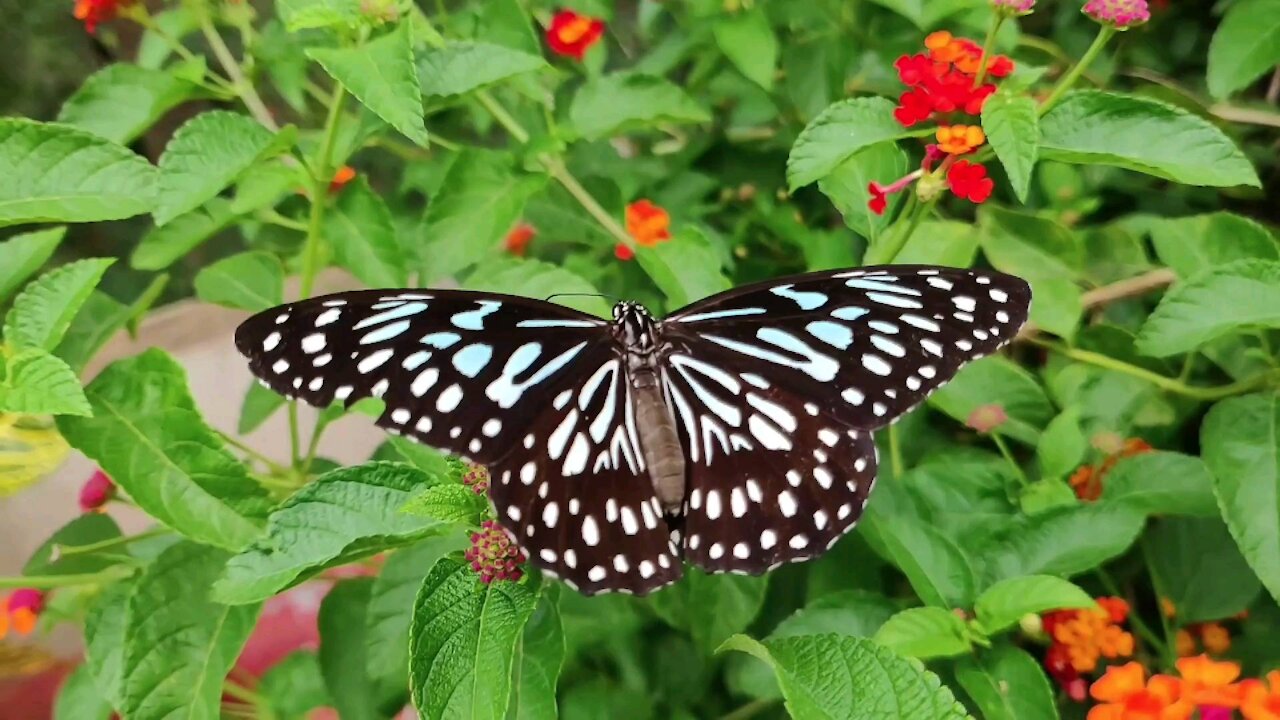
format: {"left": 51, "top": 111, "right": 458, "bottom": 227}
{"left": 276, "top": 0, "right": 362, "bottom": 30}
{"left": 569, "top": 74, "right": 710, "bottom": 141}
{"left": 121, "top": 542, "right": 261, "bottom": 720}
{"left": 1102, "top": 451, "right": 1218, "bottom": 517}
{"left": 4, "top": 258, "right": 114, "bottom": 352}
{"left": 712, "top": 8, "right": 778, "bottom": 90}
{"left": 928, "top": 356, "right": 1054, "bottom": 446}
{"left": 464, "top": 258, "right": 611, "bottom": 318}
{"left": 719, "top": 634, "right": 972, "bottom": 720}
{"left": 981, "top": 90, "right": 1038, "bottom": 202}
{"left": 1037, "top": 407, "right": 1087, "bottom": 481}
{"left": 0, "top": 119, "right": 157, "bottom": 226}
{"left": 401, "top": 483, "right": 489, "bottom": 524}
{"left": 893, "top": 220, "right": 979, "bottom": 267}
{"left": 309, "top": 22, "right": 428, "bottom": 147}
{"left": 419, "top": 150, "right": 546, "bottom": 280}
{"left": 1136, "top": 259, "right": 1280, "bottom": 357}
{"left": 0, "top": 227, "right": 65, "bottom": 303}
{"left": 1207, "top": 0, "right": 1280, "bottom": 99}
{"left": 636, "top": 227, "right": 732, "bottom": 308}
{"left": 872, "top": 607, "right": 971, "bottom": 659}
{"left": 325, "top": 176, "right": 408, "bottom": 287}
{"left": 1202, "top": 393, "right": 1280, "bottom": 605}
{"left": 978, "top": 205, "right": 1084, "bottom": 339}
{"left": 1038, "top": 91, "right": 1260, "bottom": 188}
{"left": 866, "top": 0, "right": 985, "bottom": 28}
{"left": 53, "top": 663, "right": 113, "bottom": 720}
{"left": 1144, "top": 517, "right": 1261, "bottom": 624}
{"left": 818, "top": 142, "right": 909, "bottom": 244}
{"left": 58, "top": 349, "right": 271, "bottom": 550}
{"left": 649, "top": 570, "right": 769, "bottom": 655}
{"left": 319, "top": 578, "right": 380, "bottom": 720}
{"left": 214, "top": 462, "right": 446, "bottom": 604}
{"left": 155, "top": 111, "right": 281, "bottom": 225}
{"left": 409, "top": 557, "right": 540, "bottom": 720}
{"left": 787, "top": 97, "right": 927, "bottom": 190}
{"left": 1147, "top": 212, "right": 1278, "bottom": 279}
{"left": 508, "top": 589, "right": 565, "bottom": 720}
{"left": 56, "top": 277, "right": 168, "bottom": 373}
{"left": 418, "top": 41, "right": 547, "bottom": 97}
{"left": 132, "top": 198, "right": 237, "bottom": 270}
{"left": 978, "top": 504, "right": 1146, "bottom": 584}
{"left": 0, "top": 350, "right": 91, "bottom": 416}
{"left": 860, "top": 510, "right": 978, "bottom": 609}
{"left": 57, "top": 64, "right": 202, "bottom": 144}
{"left": 83, "top": 581, "right": 132, "bottom": 711}
{"left": 954, "top": 645, "right": 1058, "bottom": 720}
{"left": 973, "top": 576, "right": 1094, "bottom": 634}
{"left": 193, "top": 251, "right": 284, "bottom": 312}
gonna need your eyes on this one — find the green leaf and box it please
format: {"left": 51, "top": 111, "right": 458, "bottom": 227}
{"left": 772, "top": 591, "right": 899, "bottom": 639}
{"left": 0, "top": 350, "right": 91, "bottom": 416}
{"left": 0, "top": 119, "right": 157, "bottom": 226}
{"left": 1207, "top": 0, "right": 1280, "bottom": 99}
{"left": 58, "top": 349, "right": 271, "bottom": 551}
{"left": 872, "top": 607, "right": 971, "bottom": 659}
{"left": 928, "top": 356, "right": 1054, "bottom": 446}
{"left": 121, "top": 542, "right": 261, "bottom": 720}
{"left": 214, "top": 462, "right": 445, "bottom": 604}
{"left": 978, "top": 206, "right": 1083, "bottom": 339}
{"left": 569, "top": 74, "right": 710, "bottom": 140}
{"left": 1038, "top": 91, "right": 1260, "bottom": 188}
{"left": 978, "top": 504, "right": 1146, "bottom": 584}
{"left": 787, "top": 97, "right": 925, "bottom": 190}
{"left": 818, "top": 142, "right": 909, "bottom": 243}
{"left": 258, "top": 652, "right": 332, "bottom": 720}
{"left": 4, "top": 258, "right": 114, "bottom": 352}
{"left": 193, "top": 251, "right": 284, "bottom": 312}
{"left": 418, "top": 41, "right": 547, "bottom": 97}
{"left": 635, "top": 227, "right": 732, "bottom": 308}
{"left": 954, "top": 645, "right": 1058, "bottom": 720}
{"left": 0, "top": 227, "right": 65, "bottom": 304}
{"left": 83, "top": 580, "right": 132, "bottom": 710}
{"left": 477, "top": 0, "right": 541, "bottom": 54}
{"left": 420, "top": 150, "right": 546, "bottom": 280}
{"left": 719, "top": 634, "right": 972, "bottom": 720}
{"left": 464, "top": 258, "right": 611, "bottom": 318}
{"left": 409, "top": 557, "right": 540, "bottom": 720}
{"left": 1102, "top": 451, "right": 1218, "bottom": 517}
{"left": 1037, "top": 407, "right": 1087, "bottom": 481}
{"left": 866, "top": 0, "right": 985, "bottom": 28}
{"left": 23, "top": 513, "right": 122, "bottom": 576}
{"left": 712, "top": 8, "right": 778, "bottom": 89}
{"left": 401, "top": 483, "right": 489, "bottom": 524}
{"left": 54, "top": 663, "right": 113, "bottom": 720}
{"left": 55, "top": 277, "right": 168, "bottom": 373}
{"left": 155, "top": 111, "right": 281, "bottom": 225}
{"left": 237, "top": 381, "right": 286, "bottom": 435}
{"left": 366, "top": 538, "right": 467, "bottom": 708}
{"left": 309, "top": 22, "right": 428, "bottom": 147}
{"left": 1136, "top": 260, "right": 1280, "bottom": 357}
{"left": 973, "top": 576, "right": 1094, "bottom": 634}
{"left": 508, "top": 589, "right": 566, "bottom": 720}
{"left": 893, "top": 220, "right": 980, "bottom": 267}
{"left": 981, "top": 89, "right": 1038, "bottom": 202}
{"left": 57, "top": 64, "right": 201, "bottom": 145}
{"left": 276, "top": 0, "right": 362, "bottom": 31}
{"left": 325, "top": 177, "right": 408, "bottom": 287}
{"left": 860, "top": 511, "right": 978, "bottom": 609}
{"left": 132, "top": 198, "right": 237, "bottom": 270}
{"left": 319, "top": 578, "right": 380, "bottom": 720}
{"left": 1202, "top": 393, "right": 1280, "bottom": 605}
{"left": 1145, "top": 517, "right": 1261, "bottom": 624}
{"left": 1147, "top": 212, "right": 1278, "bottom": 279}
{"left": 650, "top": 570, "right": 769, "bottom": 655}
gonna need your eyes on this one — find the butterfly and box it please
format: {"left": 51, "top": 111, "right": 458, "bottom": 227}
{"left": 236, "top": 265, "right": 1031, "bottom": 596}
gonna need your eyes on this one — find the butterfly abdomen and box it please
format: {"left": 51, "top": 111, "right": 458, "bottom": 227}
{"left": 631, "top": 367, "right": 686, "bottom": 514}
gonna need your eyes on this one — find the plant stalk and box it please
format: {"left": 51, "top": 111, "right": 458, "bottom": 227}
{"left": 1040, "top": 26, "right": 1116, "bottom": 115}
{"left": 199, "top": 18, "right": 280, "bottom": 131}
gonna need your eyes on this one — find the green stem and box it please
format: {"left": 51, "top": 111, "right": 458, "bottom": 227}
{"left": 1094, "top": 569, "right": 1169, "bottom": 666}
{"left": 199, "top": 18, "right": 280, "bottom": 131}
{"left": 1039, "top": 26, "right": 1116, "bottom": 115}
{"left": 222, "top": 679, "right": 267, "bottom": 709}
{"left": 217, "top": 429, "right": 289, "bottom": 475}
{"left": 475, "top": 90, "right": 530, "bottom": 144}
{"left": 875, "top": 194, "right": 935, "bottom": 265}
{"left": 972, "top": 15, "right": 1006, "bottom": 89}
{"left": 0, "top": 568, "right": 134, "bottom": 589}
{"left": 887, "top": 424, "right": 904, "bottom": 478}
{"left": 258, "top": 210, "right": 308, "bottom": 232}
{"left": 55, "top": 528, "right": 168, "bottom": 558}
{"left": 720, "top": 698, "right": 779, "bottom": 720}
{"left": 991, "top": 433, "right": 1029, "bottom": 487}
{"left": 1031, "top": 339, "right": 1280, "bottom": 401}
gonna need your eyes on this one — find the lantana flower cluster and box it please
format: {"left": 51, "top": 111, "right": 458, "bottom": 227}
{"left": 616, "top": 199, "right": 672, "bottom": 261}
{"left": 1069, "top": 436, "right": 1154, "bottom": 501}
{"left": 466, "top": 520, "right": 526, "bottom": 584}
{"left": 1087, "top": 655, "right": 1280, "bottom": 720}
{"left": 868, "top": 31, "right": 1015, "bottom": 216}
{"left": 1041, "top": 597, "right": 1137, "bottom": 700}
{"left": 73, "top": 0, "right": 134, "bottom": 33}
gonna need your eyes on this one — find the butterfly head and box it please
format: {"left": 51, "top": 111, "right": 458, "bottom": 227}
{"left": 612, "top": 301, "right": 657, "bottom": 354}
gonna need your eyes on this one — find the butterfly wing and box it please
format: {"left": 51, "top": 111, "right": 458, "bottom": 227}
{"left": 234, "top": 289, "right": 610, "bottom": 464}
{"left": 663, "top": 265, "right": 1031, "bottom": 429}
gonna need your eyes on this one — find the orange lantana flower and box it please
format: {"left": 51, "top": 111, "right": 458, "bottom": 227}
{"left": 625, "top": 199, "right": 671, "bottom": 247}
{"left": 0, "top": 589, "right": 45, "bottom": 639}
{"left": 1044, "top": 597, "right": 1136, "bottom": 673}
{"left": 1089, "top": 662, "right": 1194, "bottom": 720}
{"left": 1242, "top": 671, "right": 1280, "bottom": 720}
{"left": 504, "top": 222, "right": 536, "bottom": 256}
{"left": 1070, "top": 437, "right": 1154, "bottom": 501}
{"left": 1176, "top": 655, "right": 1243, "bottom": 709}
{"left": 546, "top": 10, "right": 605, "bottom": 61}
{"left": 936, "top": 124, "right": 986, "bottom": 154}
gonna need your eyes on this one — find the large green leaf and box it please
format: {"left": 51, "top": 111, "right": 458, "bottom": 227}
{"left": 508, "top": 589, "right": 566, "bottom": 720}
{"left": 193, "top": 251, "right": 284, "bottom": 312}
{"left": 893, "top": 220, "right": 979, "bottom": 267}
{"left": 720, "top": 634, "right": 972, "bottom": 720}
{"left": 648, "top": 570, "right": 769, "bottom": 655}
{"left": 1203, "top": 393, "right": 1280, "bottom": 604}
{"left": 981, "top": 89, "right": 1038, "bottom": 202}
{"left": 56, "top": 277, "right": 168, "bottom": 373}
{"left": 58, "top": 349, "right": 270, "bottom": 550}
{"left": 818, "top": 142, "right": 908, "bottom": 244}
{"left": 1147, "top": 212, "right": 1278, "bottom": 279}
{"left": 973, "top": 576, "right": 1094, "bottom": 634}
{"left": 772, "top": 591, "right": 898, "bottom": 639}
{"left": 23, "top": 513, "right": 123, "bottom": 577}
{"left": 53, "top": 663, "right": 113, "bottom": 720}
{"left": 83, "top": 581, "right": 133, "bottom": 711}
{"left": 420, "top": 151, "right": 546, "bottom": 280}
{"left": 309, "top": 22, "right": 428, "bottom": 146}
{"left": 978, "top": 206, "right": 1083, "bottom": 339}
{"left": 954, "top": 645, "right": 1058, "bottom": 720}
{"left": 132, "top": 199, "right": 237, "bottom": 271}
{"left": 3, "top": 258, "right": 113, "bottom": 352}
{"left": 787, "top": 97, "right": 925, "bottom": 190}
{"left": 1135, "top": 260, "right": 1280, "bottom": 357}
{"left": 872, "top": 607, "right": 971, "bottom": 659}
{"left": 57, "top": 64, "right": 201, "bottom": 145}
{"left": 465, "top": 258, "right": 611, "bottom": 318}
{"left": 1102, "top": 451, "right": 1218, "bottom": 517}
{"left": 635, "top": 228, "right": 732, "bottom": 308}
{"left": 1207, "top": 0, "right": 1280, "bottom": 99}
{"left": 0, "top": 119, "right": 157, "bottom": 226}
{"left": 569, "top": 74, "right": 710, "bottom": 140}
{"left": 1038, "top": 91, "right": 1260, "bottom": 187}
{"left": 409, "top": 557, "right": 540, "bottom": 720}
{"left": 258, "top": 652, "right": 332, "bottom": 720}
{"left": 928, "top": 356, "right": 1054, "bottom": 445}
{"left": 0, "top": 349, "right": 91, "bottom": 416}
{"left": 325, "top": 177, "right": 408, "bottom": 287}
{"left": 977, "top": 504, "right": 1146, "bottom": 584}
{"left": 214, "top": 462, "right": 447, "bottom": 603}
{"left": 712, "top": 8, "right": 778, "bottom": 90}
{"left": 418, "top": 41, "right": 547, "bottom": 97}
{"left": 319, "top": 578, "right": 380, "bottom": 720}
{"left": 866, "top": 0, "right": 985, "bottom": 28}
{"left": 1144, "top": 517, "right": 1261, "bottom": 624}
{"left": 0, "top": 227, "right": 65, "bottom": 304}
{"left": 155, "top": 111, "right": 281, "bottom": 225}
{"left": 121, "top": 542, "right": 261, "bottom": 720}
{"left": 860, "top": 510, "right": 977, "bottom": 609}
{"left": 276, "top": 0, "right": 362, "bottom": 31}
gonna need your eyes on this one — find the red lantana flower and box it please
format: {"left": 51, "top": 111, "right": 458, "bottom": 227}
{"left": 504, "top": 222, "right": 537, "bottom": 256}
{"left": 328, "top": 165, "right": 357, "bottom": 194}
{"left": 614, "top": 243, "right": 635, "bottom": 261}
{"left": 946, "top": 160, "right": 994, "bottom": 203}
{"left": 626, "top": 199, "right": 671, "bottom": 247}
{"left": 79, "top": 469, "right": 116, "bottom": 512}
{"left": 546, "top": 10, "right": 605, "bottom": 61}
{"left": 0, "top": 589, "right": 46, "bottom": 639}
{"left": 867, "top": 183, "right": 888, "bottom": 216}
{"left": 74, "top": 0, "right": 134, "bottom": 33}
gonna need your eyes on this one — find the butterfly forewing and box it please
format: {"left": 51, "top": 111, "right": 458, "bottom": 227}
{"left": 664, "top": 265, "right": 1031, "bottom": 429}
{"left": 234, "top": 289, "right": 610, "bottom": 464}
